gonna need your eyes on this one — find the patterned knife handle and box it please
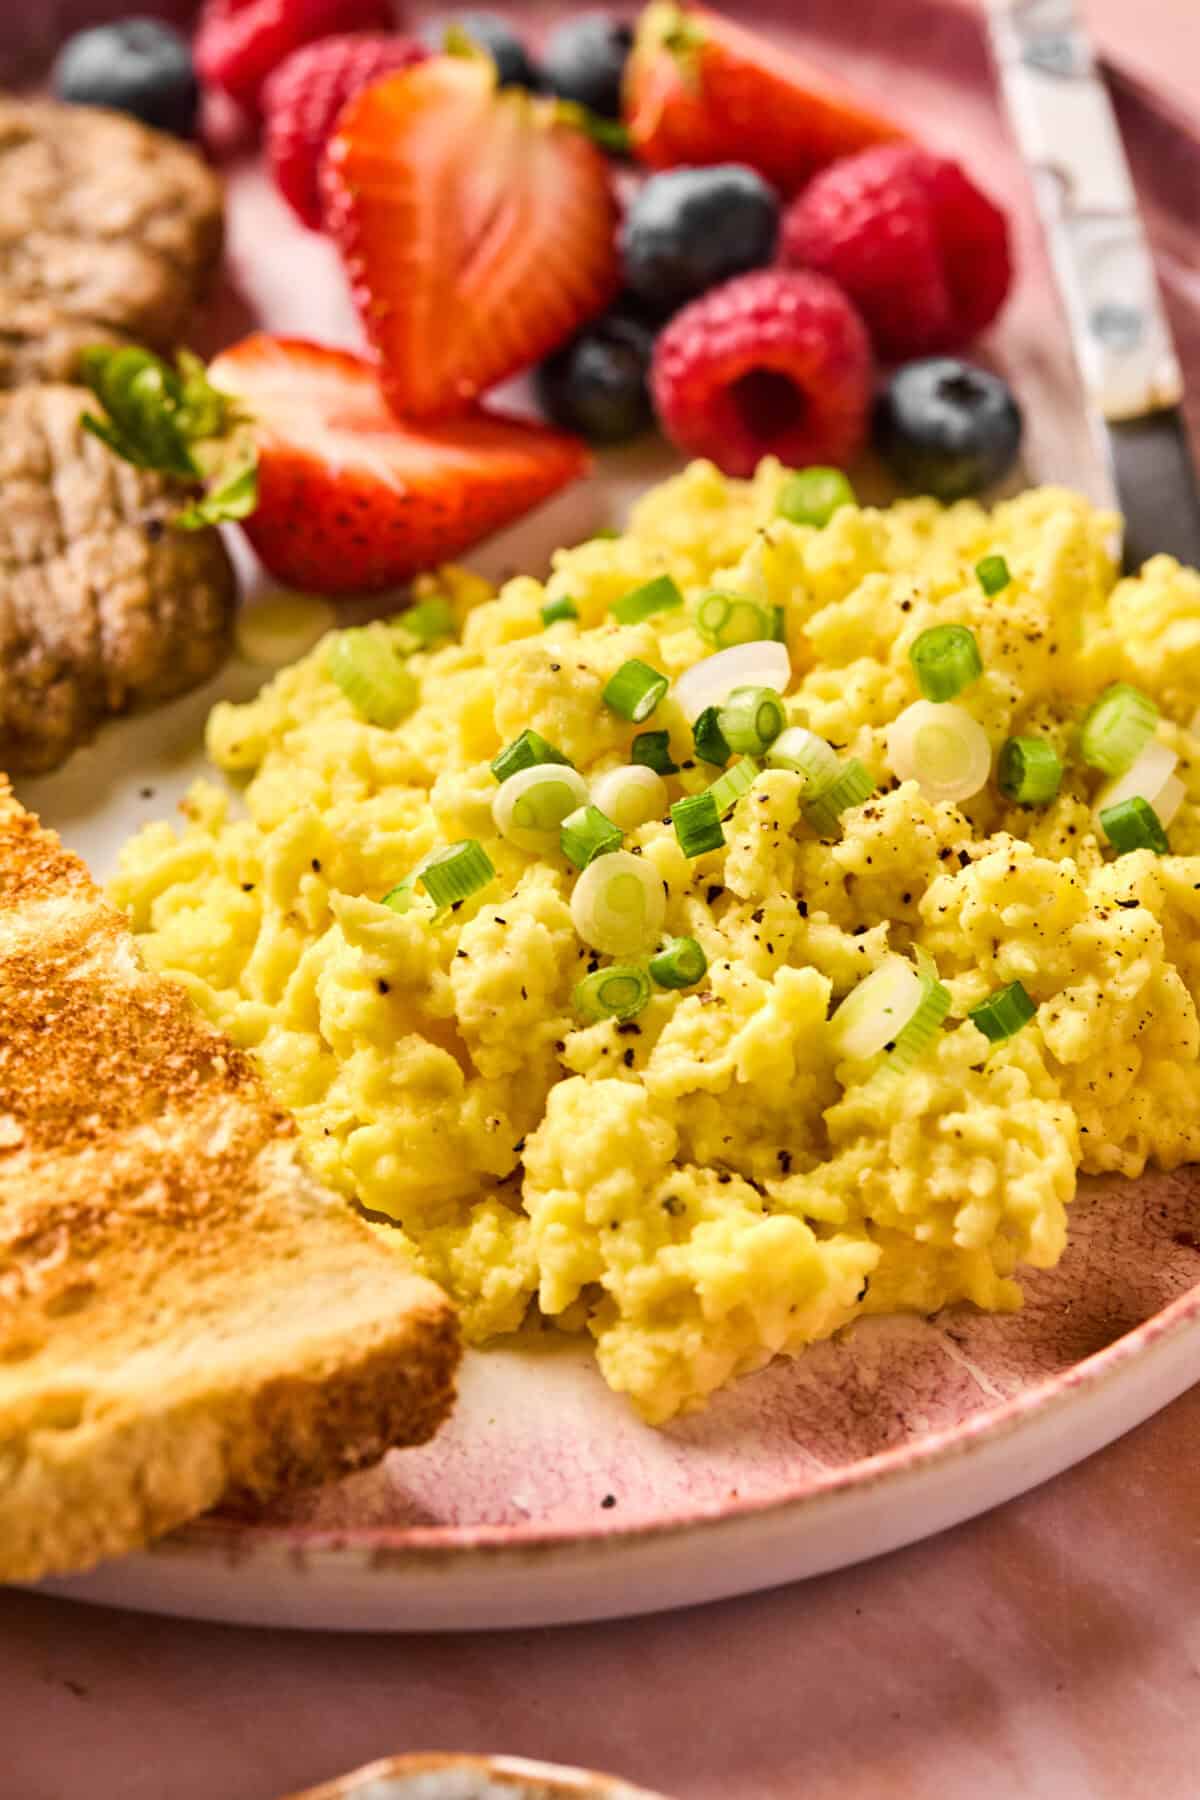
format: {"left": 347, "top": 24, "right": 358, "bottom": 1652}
{"left": 985, "top": 0, "right": 1183, "bottom": 422}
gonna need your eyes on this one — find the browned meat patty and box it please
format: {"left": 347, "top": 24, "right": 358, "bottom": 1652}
{"left": 0, "top": 97, "right": 223, "bottom": 388}
{"left": 0, "top": 384, "right": 236, "bottom": 774}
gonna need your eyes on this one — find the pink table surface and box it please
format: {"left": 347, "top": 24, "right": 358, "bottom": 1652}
{"left": 5, "top": 4, "right": 1200, "bottom": 1798}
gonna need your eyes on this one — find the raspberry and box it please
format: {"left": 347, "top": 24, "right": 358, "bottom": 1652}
{"left": 195, "top": 0, "right": 394, "bottom": 114}
{"left": 265, "top": 33, "right": 425, "bottom": 228}
{"left": 650, "top": 269, "right": 873, "bottom": 479}
{"left": 780, "top": 145, "right": 1012, "bottom": 361}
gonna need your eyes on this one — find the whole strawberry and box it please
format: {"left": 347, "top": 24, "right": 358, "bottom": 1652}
{"left": 195, "top": 0, "right": 394, "bottom": 114}
{"left": 781, "top": 145, "right": 1012, "bottom": 360}
{"left": 650, "top": 267, "right": 872, "bottom": 478}
{"left": 265, "top": 33, "right": 426, "bottom": 228}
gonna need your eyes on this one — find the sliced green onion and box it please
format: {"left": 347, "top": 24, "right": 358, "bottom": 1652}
{"left": 493, "top": 764, "right": 589, "bottom": 852}
{"left": 803, "top": 758, "right": 874, "bottom": 837}
{"left": 1098, "top": 794, "right": 1170, "bottom": 855}
{"left": 694, "top": 591, "right": 774, "bottom": 650}
{"left": 632, "top": 730, "right": 679, "bottom": 775}
{"left": 574, "top": 964, "right": 652, "bottom": 1023}
{"left": 1080, "top": 683, "right": 1158, "bottom": 776}
{"left": 604, "top": 658, "right": 669, "bottom": 722}
{"left": 833, "top": 949, "right": 950, "bottom": 1079}
{"left": 491, "top": 729, "right": 571, "bottom": 783}
{"left": 327, "top": 629, "right": 418, "bottom": 727}
{"left": 611, "top": 574, "right": 683, "bottom": 625}
{"left": 770, "top": 605, "right": 787, "bottom": 643}
{"left": 541, "top": 594, "right": 579, "bottom": 626}
{"left": 590, "top": 764, "right": 669, "bottom": 831}
{"left": 884, "top": 951, "right": 951, "bottom": 1074}
{"left": 968, "top": 980, "right": 1036, "bottom": 1043}
{"left": 1094, "top": 741, "right": 1183, "bottom": 830}
{"left": 650, "top": 935, "right": 708, "bottom": 990}
{"left": 886, "top": 700, "right": 992, "bottom": 805}
{"left": 570, "top": 849, "right": 665, "bottom": 955}
{"left": 909, "top": 624, "right": 983, "bottom": 702}
{"left": 671, "top": 791, "right": 724, "bottom": 857}
{"left": 830, "top": 954, "right": 925, "bottom": 1060}
{"left": 418, "top": 839, "right": 495, "bottom": 909}
{"left": 766, "top": 726, "right": 840, "bottom": 793}
{"left": 675, "top": 641, "right": 791, "bottom": 724}
{"left": 692, "top": 706, "right": 730, "bottom": 767}
{"left": 997, "top": 736, "right": 1063, "bottom": 805}
{"left": 1158, "top": 776, "right": 1187, "bottom": 828}
{"left": 561, "top": 803, "right": 623, "bottom": 869}
{"left": 384, "top": 842, "right": 494, "bottom": 915}
{"left": 975, "top": 554, "right": 1011, "bottom": 595}
{"left": 717, "top": 685, "right": 786, "bottom": 756}
{"left": 777, "top": 466, "right": 856, "bottom": 528}
{"left": 709, "top": 756, "right": 760, "bottom": 817}
{"left": 381, "top": 864, "right": 428, "bottom": 915}
{"left": 402, "top": 597, "right": 455, "bottom": 643}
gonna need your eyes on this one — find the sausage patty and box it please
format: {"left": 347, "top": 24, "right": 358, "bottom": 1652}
{"left": 0, "top": 97, "right": 223, "bottom": 388}
{"left": 0, "top": 385, "right": 236, "bottom": 774}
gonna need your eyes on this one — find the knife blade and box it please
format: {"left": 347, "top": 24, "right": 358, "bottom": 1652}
{"left": 985, "top": 0, "right": 1200, "bottom": 571}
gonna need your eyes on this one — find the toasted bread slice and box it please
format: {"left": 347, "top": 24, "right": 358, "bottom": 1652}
{"left": 0, "top": 782, "right": 459, "bottom": 1583}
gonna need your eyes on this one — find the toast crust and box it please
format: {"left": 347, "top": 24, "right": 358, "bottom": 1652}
{"left": 0, "top": 782, "right": 459, "bottom": 1583}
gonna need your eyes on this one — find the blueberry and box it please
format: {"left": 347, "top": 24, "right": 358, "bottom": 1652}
{"left": 52, "top": 17, "right": 198, "bottom": 138}
{"left": 621, "top": 166, "right": 781, "bottom": 318}
{"left": 422, "top": 12, "right": 540, "bottom": 90}
{"left": 542, "top": 12, "right": 633, "bottom": 120}
{"left": 535, "top": 310, "right": 655, "bottom": 445}
{"left": 874, "top": 358, "right": 1023, "bottom": 501}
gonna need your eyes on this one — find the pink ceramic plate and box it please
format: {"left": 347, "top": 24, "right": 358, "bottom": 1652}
{"left": 23, "top": 0, "right": 1200, "bottom": 1630}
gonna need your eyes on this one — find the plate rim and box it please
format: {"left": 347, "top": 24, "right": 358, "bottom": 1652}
{"left": 150, "top": 1241, "right": 1200, "bottom": 1568}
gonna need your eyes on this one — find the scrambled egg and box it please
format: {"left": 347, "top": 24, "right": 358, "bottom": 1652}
{"left": 112, "top": 463, "right": 1200, "bottom": 1422}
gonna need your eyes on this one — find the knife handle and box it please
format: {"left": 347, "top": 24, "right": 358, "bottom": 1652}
{"left": 985, "top": 0, "right": 1183, "bottom": 423}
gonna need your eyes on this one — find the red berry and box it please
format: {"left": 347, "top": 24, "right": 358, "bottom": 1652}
{"left": 195, "top": 0, "right": 394, "bottom": 115}
{"left": 650, "top": 269, "right": 872, "bottom": 479}
{"left": 207, "top": 334, "right": 589, "bottom": 593}
{"left": 324, "top": 58, "right": 620, "bottom": 420}
{"left": 781, "top": 145, "right": 1012, "bottom": 360}
{"left": 265, "top": 33, "right": 425, "bottom": 228}
{"left": 625, "top": 2, "right": 907, "bottom": 195}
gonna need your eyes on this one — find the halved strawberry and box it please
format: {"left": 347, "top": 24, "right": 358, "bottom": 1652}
{"left": 624, "top": 2, "right": 908, "bottom": 195}
{"left": 208, "top": 335, "right": 589, "bottom": 593}
{"left": 322, "top": 55, "right": 621, "bottom": 419}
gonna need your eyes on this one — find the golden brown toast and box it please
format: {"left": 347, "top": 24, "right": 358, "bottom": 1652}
{"left": 0, "top": 782, "right": 459, "bottom": 1582}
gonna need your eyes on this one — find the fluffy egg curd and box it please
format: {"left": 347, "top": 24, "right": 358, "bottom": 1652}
{"left": 111, "top": 461, "right": 1200, "bottom": 1423}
